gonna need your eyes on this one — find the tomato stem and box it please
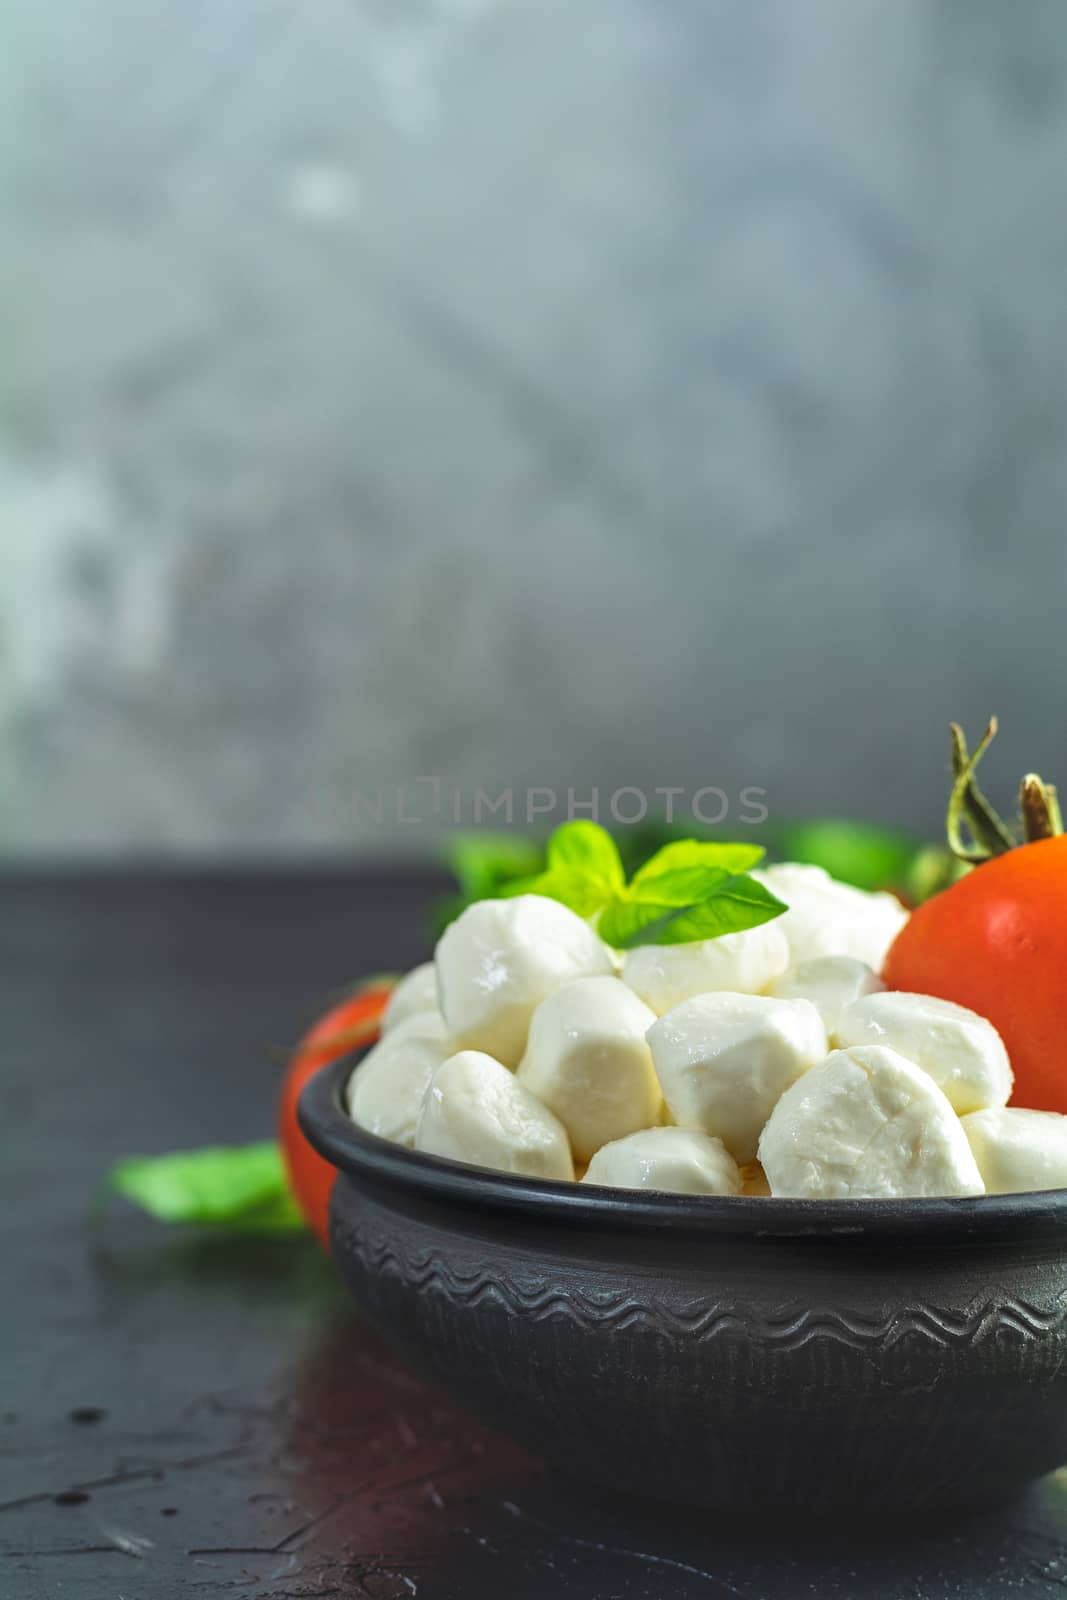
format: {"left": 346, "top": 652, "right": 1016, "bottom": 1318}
{"left": 1020, "top": 774, "right": 1064, "bottom": 843}
{"left": 945, "top": 720, "right": 1063, "bottom": 861}
{"left": 947, "top": 719, "right": 1016, "bottom": 862}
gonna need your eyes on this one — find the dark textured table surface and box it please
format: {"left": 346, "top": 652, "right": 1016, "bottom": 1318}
{"left": 5, "top": 868, "right": 1067, "bottom": 1600}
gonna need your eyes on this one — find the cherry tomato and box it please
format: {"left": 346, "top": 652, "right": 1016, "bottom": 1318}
{"left": 278, "top": 984, "right": 393, "bottom": 1246}
{"left": 883, "top": 835, "right": 1067, "bottom": 1112}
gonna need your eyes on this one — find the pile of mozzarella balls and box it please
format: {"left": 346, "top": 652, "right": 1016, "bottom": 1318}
{"left": 345, "top": 863, "right": 1067, "bottom": 1199}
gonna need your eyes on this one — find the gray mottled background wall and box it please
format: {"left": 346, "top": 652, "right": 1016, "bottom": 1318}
{"left": 3, "top": 0, "right": 1067, "bottom": 857}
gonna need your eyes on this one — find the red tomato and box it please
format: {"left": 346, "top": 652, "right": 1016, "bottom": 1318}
{"left": 278, "top": 984, "right": 393, "bottom": 1246}
{"left": 883, "top": 835, "right": 1067, "bottom": 1113}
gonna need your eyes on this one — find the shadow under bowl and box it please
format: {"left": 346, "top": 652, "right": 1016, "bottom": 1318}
{"left": 300, "top": 1053, "right": 1067, "bottom": 1512}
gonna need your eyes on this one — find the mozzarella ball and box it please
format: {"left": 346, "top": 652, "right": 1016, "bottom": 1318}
{"left": 647, "top": 993, "right": 828, "bottom": 1163}
{"left": 415, "top": 1049, "right": 574, "bottom": 1180}
{"left": 517, "top": 976, "right": 662, "bottom": 1162}
{"left": 435, "top": 895, "right": 614, "bottom": 1068}
{"left": 765, "top": 956, "right": 884, "bottom": 1039}
{"left": 382, "top": 962, "right": 439, "bottom": 1033}
{"left": 582, "top": 1127, "right": 741, "bottom": 1196}
{"left": 835, "top": 991, "right": 1012, "bottom": 1115}
{"left": 759, "top": 1044, "right": 985, "bottom": 1199}
{"left": 961, "top": 1108, "right": 1067, "bottom": 1195}
{"left": 621, "top": 922, "right": 789, "bottom": 1016}
{"left": 346, "top": 1012, "right": 454, "bottom": 1147}
{"left": 755, "top": 862, "right": 909, "bottom": 970}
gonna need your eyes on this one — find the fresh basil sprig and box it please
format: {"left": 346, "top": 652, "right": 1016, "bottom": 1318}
{"left": 505, "top": 822, "right": 786, "bottom": 949}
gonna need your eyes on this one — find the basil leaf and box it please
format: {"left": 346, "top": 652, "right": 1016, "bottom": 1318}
{"left": 630, "top": 840, "right": 764, "bottom": 906}
{"left": 649, "top": 875, "right": 787, "bottom": 945}
{"left": 599, "top": 874, "right": 786, "bottom": 949}
{"left": 545, "top": 821, "right": 625, "bottom": 891}
{"left": 105, "top": 1142, "right": 305, "bottom": 1234}
{"left": 597, "top": 896, "right": 674, "bottom": 948}
{"left": 633, "top": 839, "right": 765, "bottom": 884}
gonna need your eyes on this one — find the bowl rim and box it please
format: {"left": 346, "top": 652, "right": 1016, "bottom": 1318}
{"left": 299, "top": 1053, "right": 1067, "bottom": 1242}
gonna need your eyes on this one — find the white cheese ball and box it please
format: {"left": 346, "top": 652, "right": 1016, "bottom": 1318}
{"left": 415, "top": 1049, "right": 574, "bottom": 1180}
{"left": 346, "top": 1012, "right": 453, "bottom": 1147}
{"left": 835, "top": 990, "right": 1012, "bottom": 1115}
{"left": 435, "top": 895, "right": 614, "bottom": 1069}
{"left": 765, "top": 956, "right": 884, "bottom": 1039}
{"left": 759, "top": 1044, "right": 986, "bottom": 1199}
{"left": 382, "top": 962, "right": 439, "bottom": 1033}
{"left": 755, "top": 862, "right": 909, "bottom": 970}
{"left": 516, "top": 976, "right": 662, "bottom": 1163}
{"left": 961, "top": 1109, "right": 1067, "bottom": 1195}
{"left": 621, "top": 922, "right": 789, "bottom": 1016}
{"left": 647, "top": 992, "right": 828, "bottom": 1164}
{"left": 582, "top": 1126, "right": 741, "bottom": 1196}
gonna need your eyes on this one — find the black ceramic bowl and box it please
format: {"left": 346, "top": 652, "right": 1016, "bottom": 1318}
{"left": 300, "top": 1053, "right": 1067, "bottom": 1512}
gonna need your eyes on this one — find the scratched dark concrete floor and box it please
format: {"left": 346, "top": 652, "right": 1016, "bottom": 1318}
{"left": 4, "top": 868, "right": 1067, "bottom": 1599}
